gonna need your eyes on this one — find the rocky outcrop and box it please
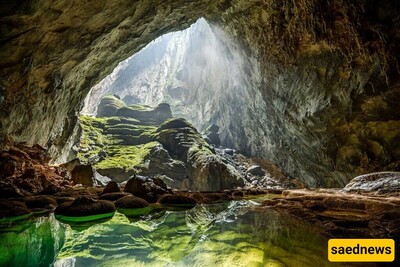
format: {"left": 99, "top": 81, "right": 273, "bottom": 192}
{"left": 0, "top": 141, "right": 72, "bottom": 196}
{"left": 263, "top": 189, "right": 400, "bottom": 248}
{"left": 204, "top": 124, "right": 221, "bottom": 147}
{"left": 343, "top": 172, "right": 400, "bottom": 195}
{"left": 77, "top": 98, "right": 246, "bottom": 191}
{"left": 123, "top": 176, "right": 171, "bottom": 202}
{"left": 96, "top": 95, "right": 126, "bottom": 117}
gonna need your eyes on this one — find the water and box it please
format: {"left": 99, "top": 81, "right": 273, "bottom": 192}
{"left": 0, "top": 198, "right": 343, "bottom": 267}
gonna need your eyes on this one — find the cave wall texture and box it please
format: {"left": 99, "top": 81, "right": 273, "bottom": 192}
{"left": 1, "top": 0, "right": 399, "bottom": 187}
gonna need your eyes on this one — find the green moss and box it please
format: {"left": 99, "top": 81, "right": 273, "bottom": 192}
{"left": 95, "top": 142, "right": 158, "bottom": 170}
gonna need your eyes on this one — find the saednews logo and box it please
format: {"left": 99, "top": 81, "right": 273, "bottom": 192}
{"left": 328, "top": 239, "right": 395, "bottom": 262}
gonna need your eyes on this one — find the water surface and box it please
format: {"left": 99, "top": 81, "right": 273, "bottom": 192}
{"left": 0, "top": 198, "right": 343, "bottom": 267}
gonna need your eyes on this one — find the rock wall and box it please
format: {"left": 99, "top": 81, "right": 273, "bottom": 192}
{"left": 1, "top": 0, "right": 399, "bottom": 187}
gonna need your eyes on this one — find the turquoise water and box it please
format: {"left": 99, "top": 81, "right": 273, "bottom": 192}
{"left": 0, "top": 199, "right": 342, "bottom": 267}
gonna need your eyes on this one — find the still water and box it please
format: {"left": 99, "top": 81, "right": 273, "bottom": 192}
{"left": 0, "top": 198, "right": 343, "bottom": 267}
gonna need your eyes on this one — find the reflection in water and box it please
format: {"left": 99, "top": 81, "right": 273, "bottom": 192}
{"left": 0, "top": 199, "right": 344, "bottom": 267}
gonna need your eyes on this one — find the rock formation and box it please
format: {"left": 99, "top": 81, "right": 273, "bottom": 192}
{"left": 76, "top": 96, "right": 245, "bottom": 190}
{"left": 0, "top": 1, "right": 399, "bottom": 188}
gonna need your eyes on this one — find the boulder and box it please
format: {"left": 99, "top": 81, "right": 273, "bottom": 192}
{"left": 343, "top": 172, "right": 400, "bottom": 194}
{"left": 115, "top": 195, "right": 150, "bottom": 217}
{"left": 25, "top": 196, "right": 57, "bottom": 210}
{"left": 247, "top": 165, "right": 265, "bottom": 176}
{"left": 124, "top": 175, "right": 170, "bottom": 202}
{"left": 0, "top": 200, "right": 31, "bottom": 220}
{"left": 102, "top": 181, "right": 120, "bottom": 194}
{"left": 99, "top": 192, "right": 130, "bottom": 201}
{"left": 71, "top": 165, "right": 95, "bottom": 186}
{"left": 55, "top": 196, "right": 116, "bottom": 220}
{"left": 115, "top": 195, "right": 149, "bottom": 209}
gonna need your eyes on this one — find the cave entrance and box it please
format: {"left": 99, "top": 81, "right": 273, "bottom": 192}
{"left": 81, "top": 18, "right": 263, "bottom": 149}
{"left": 72, "top": 18, "right": 266, "bottom": 189}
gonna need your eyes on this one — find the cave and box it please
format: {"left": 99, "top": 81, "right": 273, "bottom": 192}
{"left": 0, "top": 1, "right": 399, "bottom": 266}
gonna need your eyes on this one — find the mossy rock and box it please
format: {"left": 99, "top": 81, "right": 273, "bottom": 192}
{"left": 96, "top": 95, "right": 126, "bottom": 117}
{"left": 157, "top": 118, "right": 196, "bottom": 132}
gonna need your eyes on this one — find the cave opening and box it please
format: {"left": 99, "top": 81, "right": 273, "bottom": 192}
{"left": 72, "top": 18, "right": 277, "bottom": 189}
{"left": 81, "top": 17, "right": 259, "bottom": 150}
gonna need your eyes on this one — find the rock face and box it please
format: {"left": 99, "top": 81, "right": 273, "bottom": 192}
{"left": 343, "top": 172, "right": 400, "bottom": 195}
{"left": 0, "top": 1, "right": 399, "bottom": 188}
{"left": 70, "top": 165, "right": 95, "bottom": 186}
{"left": 0, "top": 141, "right": 71, "bottom": 195}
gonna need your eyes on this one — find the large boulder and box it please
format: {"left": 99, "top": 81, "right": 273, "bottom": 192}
{"left": 123, "top": 176, "right": 171, "bottom": 202}
{"left": 55, "top": 196, "right": 116, "bottom": 221}
{"left": 343, "top": 172, "right": 400, "bottom": 194}
{"left": 143, "top": 143, "right": 188, "bottom": 183}
{"left": 115, "top": 195, "right": 149, "bottom": 209}
{"left": 247, "top": 165, "right": 265, "bottom": 176}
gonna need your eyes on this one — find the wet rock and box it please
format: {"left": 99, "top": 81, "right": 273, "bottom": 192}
{"left": 25, "top": 196, "right": 57, "bottom": 210}
{"left": 99, "top": 192, "right": 130, "bottom": 201}
{"left": 55, "top": 196, "right": 115, "bottom": 217}
{"left": 262, "top": 189, "right": 400, "bottom": 245}
{"left": 343, "top": 172, "right": 400, "bottom": 194}
{"left": 115, "top": 195, "right": 149, "bottom": 209}
{"left": 102, "top": 181, "right": 120, "bottom": 194}
{"left": 247, "top": 165, "right": 265, "bottom": 176}
{"left": 0, "top": 200, "right": 31, "bottom": 219}
{"left": 158, "top": 194, "right": 196, "bottom": 208}
{"left": 71, "top": 165, "right": 95, "bottom": 187}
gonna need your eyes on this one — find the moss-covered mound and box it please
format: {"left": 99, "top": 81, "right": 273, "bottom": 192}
{"left": 77, "top": 97, "right": 245, "bottom": 190}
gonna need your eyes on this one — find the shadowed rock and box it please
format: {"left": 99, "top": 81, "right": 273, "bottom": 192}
{"left": 115, "top": 195, "right": 149, "bottom": 209}
{"left": 102, "top": 181, "right": 121, "bottom": 194}
{"left": 99, "top": 192, "right": 130, "bottom": 201}
{"left": 55, "top": 196, "right": 115, "bottom": 217}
